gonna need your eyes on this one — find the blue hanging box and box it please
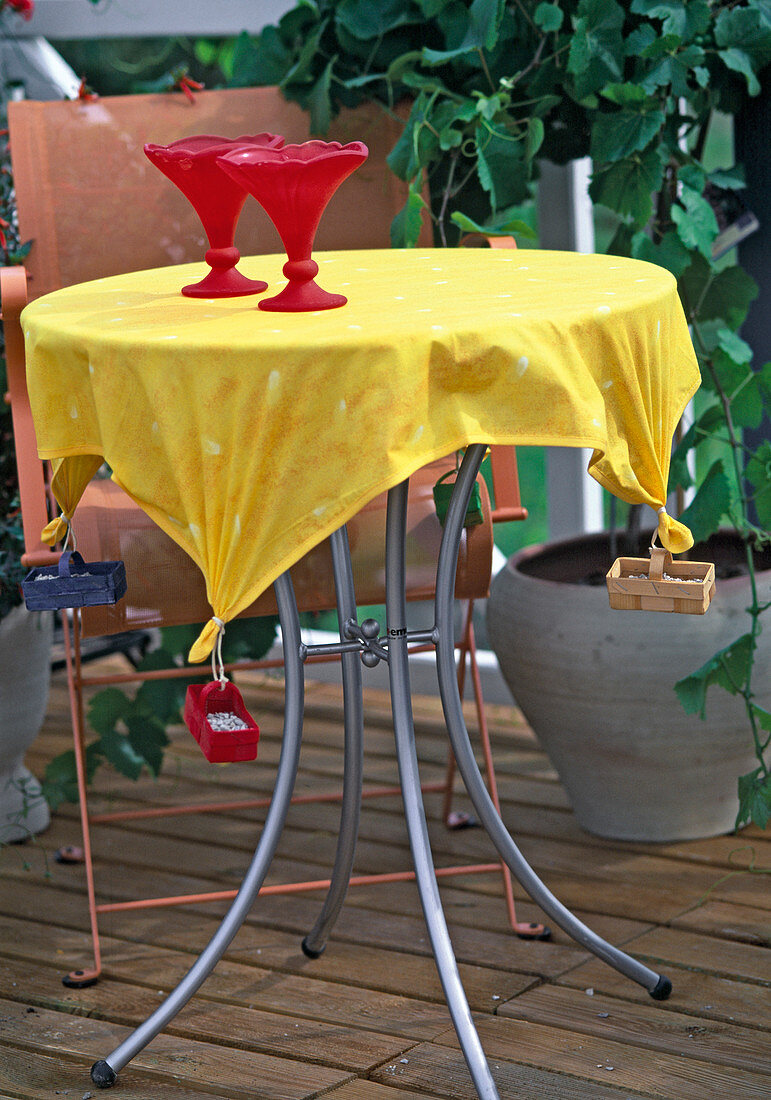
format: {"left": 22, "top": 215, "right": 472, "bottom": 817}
{"left": 22, "top": 550, "right": 127, "bottom": 611}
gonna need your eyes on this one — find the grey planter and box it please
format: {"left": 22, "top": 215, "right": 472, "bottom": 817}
{"left": 0, "top": 604, "right": 53, "bottom": 842}
{"left": 486, "top": 532, "right": 770, "bottom": 841}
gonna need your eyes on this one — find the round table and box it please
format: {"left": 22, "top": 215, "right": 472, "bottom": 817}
{"left": 22, "top": 248, "right": 699, "bottom": 1097}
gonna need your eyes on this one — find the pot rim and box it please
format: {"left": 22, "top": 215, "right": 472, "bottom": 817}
{"left": 503, "top": 528, "right": 769, "bottom": 592}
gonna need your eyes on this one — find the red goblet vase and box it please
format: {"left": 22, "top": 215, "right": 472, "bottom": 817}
{"left": 144, "top": 133, "right": 285, "bottom": 297}
{"left": 216, "top": 140, "right": 369, "bottom": 311}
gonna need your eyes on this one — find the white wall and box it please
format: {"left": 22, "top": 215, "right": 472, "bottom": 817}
{"left": 3, "top": 0, "right": 295, "bottom": 39}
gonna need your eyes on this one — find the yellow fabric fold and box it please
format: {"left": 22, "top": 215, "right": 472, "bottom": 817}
{"left": 189, "top": 618, "right": 222, "bottom": 664}
{"left": 41, "top": 515, "right": 69, "bottom": 546}
{"left": 43, "top": 454, "right": 105, "bottom": 545}
{"left": 21, "top": 248, "right": 701, "bottom": 646}
{"left": 657, "top": 508, "right": 694, "bottom": 555}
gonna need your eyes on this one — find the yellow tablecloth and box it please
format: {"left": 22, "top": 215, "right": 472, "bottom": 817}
{"left": 22, "top": 248, "right": 700, "bottom": 660}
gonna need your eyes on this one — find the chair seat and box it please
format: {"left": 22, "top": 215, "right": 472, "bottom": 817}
{"left": 72, "top": 456, "right": 493, "bottom": 638}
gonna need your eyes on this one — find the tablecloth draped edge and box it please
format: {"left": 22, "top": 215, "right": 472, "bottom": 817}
{"left": 38, "top": 410, "right": 698, "bottom": 663}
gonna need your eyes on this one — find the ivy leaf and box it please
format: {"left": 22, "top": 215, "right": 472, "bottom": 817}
{"left": 678, "top": 254, "right": 758, "bottom": 328}
{"left": 475, "top": 93, "right": 504, "bottom": 121}
{"left": 715, "top": 5, "right": 771, "bottom": 75}
{"left": 220, "top": 616, "right": 279, "bottom": 662}
{"left": 568, "top": 0, "right": 625, "bottom": 99}
{"left": 227, "top": 29, "right": 290, "bottom": 88}
{"left": 336, "top": 0, "right": 425, "bottom": 39}
{"left": 676, "top": 459, "right": 733, "bottom": 543}
{"left": 385, "top": 50, "right": 424, "bottom": 83}
{"left": 87, "top": 687, "right": 132, "bottom": 736}
{"left": 630, "top": 0, "right": 711, "bottom": 42}
{"left": 280, "top": 20, "right": 327, "bottom": 88}
{"left": 668, "top": 405, "right": 724, "bottom": 492}
{"left": 589, "top": 142, "right": 665, "bottom": 227}
{"left": 476, "top": 126, "right": 530, "bottom": 211}
{"left": 675, "top": 633, "right": 755, "bottom": 718}
{"left": 717, "top": 325, "right": 753, "bottom": 366}
{"left": 718, "top": 48, "right": 761, "bottom": 97}
{"left": 671, "top": 186, "right": 719, "bottom": 260}
{"left": 640, "top": 39, "right": 709, "bottom": 97}
{"left": 752, "top": 704, "right": 771, "bottom": 735}
{"left": 534, "top": 2, "right": 563, "bottom": 32}
{"left": 99, "top": 728, "right": 147, "bottom": 781}
{"left": 524, "top": 117, "right": 545, "bottom": 162}
{"left": 42, "top": 743, "right": 102, "bottom": 811}
{"left": 387, "top": 93, "right": 439, "bottom": 180}
{"left": 709, "top": 166, "right": 746, "bottom": 191}
{"left": 135, "top": 648, "right": 195, "bottom": 723}
{"left": 746, "top": 440, "right": 771, "bottom": 530}
{"left": 450, "top": 210, "right": 537, "bottom": 239}
{"left": 630, "top": 228, "right": 690, "bottom": 278}
{"left": 736, "top": 769, "right": 771, "bottom": 831}
{"left": 678, "top": 163, "right": 707, "bottom": 194}
{"left": 304, "top": 57, "right": 335, "bottom": 135}
{"left": 422, "top": 0, "right": 505, "bottom": 63}
{"left": 391, "top": 178, "right": 428, "bottom": 247}
{"left": 124, "top": 712, "right": 169, "bottom": 778}
{"left": 625, "top": 24, "right": 656, "bottom": 57}
{"left": 591, "top": 92, "right": 665, "bottom": 162}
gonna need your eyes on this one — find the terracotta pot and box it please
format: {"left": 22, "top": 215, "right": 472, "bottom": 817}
{"left": 0, "top": 604, "right": 53, "bottom": 842}
{"left": 486, "top": 532, "right": 770, "bottom": 841}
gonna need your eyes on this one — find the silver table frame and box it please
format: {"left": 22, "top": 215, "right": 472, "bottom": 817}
{"left": 90, "top": 444, "right": 670, "bottom": 1097}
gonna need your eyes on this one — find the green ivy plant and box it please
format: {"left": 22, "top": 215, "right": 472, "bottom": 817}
{"left": 204, "top": 0, "right": 771, "bottom": 827}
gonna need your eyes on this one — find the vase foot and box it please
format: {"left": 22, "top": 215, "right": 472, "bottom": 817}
{"left": 258, "top": 279, "right": 347, "bottom": 312}
{"left": 182, "top": 269, "right": 268, "bottom": 298}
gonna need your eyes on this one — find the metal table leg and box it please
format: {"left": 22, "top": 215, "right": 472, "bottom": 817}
{"left": 385, "top": 479, "right": 501, "bottom": 1100}
{"left": 433, "top": 445, "right": 672, "bottom": 1001}
{"left": 301, "top": 525, "right": 364, "bottom": 957}
{"left": 90, "top": 571, "right": 307, "bottom": 1088}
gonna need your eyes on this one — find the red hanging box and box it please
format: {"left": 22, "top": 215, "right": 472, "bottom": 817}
{"left": 183, "top": 680, "right": 260, "bottom": 763}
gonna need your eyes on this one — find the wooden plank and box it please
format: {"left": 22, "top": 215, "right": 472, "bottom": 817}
{"left": 466, "top": 1015, "right": 771, "bottom": 1099}
{"left": 0, "top": 881, "right": 537, "bottom": 1012}
{"left": 0, "top": 912, "right": 483, "bottom": 1040}
{"left": 670, "top": 900, "right": 771, "bottom": 946}
{"left": 555, "top": 959, "right": 770, "bottom": 1031}
{"left": 321, "top": 1079, "right": 432, "bottom": 1100}
{"left": 496, "top": 983, "right": 771, "bottom": 1073}
{"left": 368, "top": 1041, "right": 654, "bottom": 1100}
{"left": 612, "top": 925, "right": 771, "bottom": 984}
{"left": 0, "top": 999, "right": 352, "bottom": 1100}
{"left": 0, "top": 957, "right": 413, "bottom": 1075}
{"left": 0, "top": 1046, "right": 246, "bottom": 1100}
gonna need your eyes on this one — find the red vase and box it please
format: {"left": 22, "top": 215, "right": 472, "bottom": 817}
{"left": 217, "top": 140, "right": 369, "bottom": 311}
{"left": 144, "top": 132, "right": 284, "bottom": 297}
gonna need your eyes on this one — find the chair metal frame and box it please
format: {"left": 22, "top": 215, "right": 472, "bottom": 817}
{"left": 2, "top": 88, "right": 545, "bottom": 990}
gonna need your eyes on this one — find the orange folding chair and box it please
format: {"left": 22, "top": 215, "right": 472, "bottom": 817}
{"left": 2, "top": 87, "right": 543, "bottom": 987}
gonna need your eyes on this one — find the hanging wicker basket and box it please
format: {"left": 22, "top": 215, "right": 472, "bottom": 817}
{"left": 606, "top": 546, "right": 715, "bottom": 615}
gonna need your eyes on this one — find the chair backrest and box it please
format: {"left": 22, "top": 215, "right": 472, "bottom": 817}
{"left": 3, "top": 87, "right": 499, "bottom": 636}
{"left": 10, "top": 86, "right": 431, "bottom": 300}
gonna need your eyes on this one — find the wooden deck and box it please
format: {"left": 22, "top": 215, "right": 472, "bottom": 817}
{"left": 1, "top": 660, "right": 769, "bottom": 1100}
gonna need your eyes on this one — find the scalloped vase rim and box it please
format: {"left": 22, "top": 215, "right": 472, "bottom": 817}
{"left": 144, "top": 132, "right": 284, "bottom": 159}
{"left": 217, "top": 139, "right": 369, "bottom": 168}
